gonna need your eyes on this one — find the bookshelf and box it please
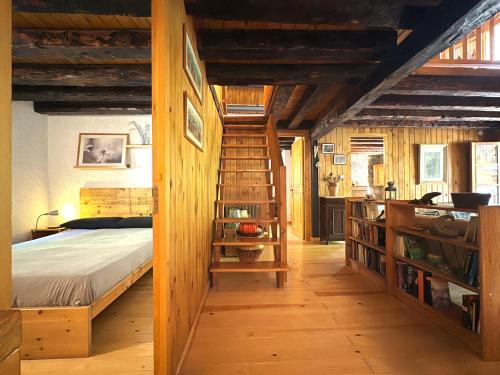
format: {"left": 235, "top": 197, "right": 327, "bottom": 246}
{"left": 345, "top": 198, "right": 387, "bottom": 290}
{"left": 385, "top": 200, "right": 500, "bottom": 360}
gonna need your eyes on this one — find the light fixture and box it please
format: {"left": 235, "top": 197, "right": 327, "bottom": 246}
{"left": 35, "top": 210, "right": 59, "bottom": 229}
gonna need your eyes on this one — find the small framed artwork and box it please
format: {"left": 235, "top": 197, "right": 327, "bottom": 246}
{"left": 321, "top": 143, "right": 335, "bottom": 154}
{"left": 333, "top": 154, "right": 347, "bottom": 165}
{"left": 418, "top": 144, "right": 447, "bottom": 183}
{"left": 76, "top": 133, "right": 128, "bottom": 168}
{"left": 184, "top": 92, "right": 204, "bottom": 151}
{"left": 183, "top": 24, "right": 203, "bottom": 103}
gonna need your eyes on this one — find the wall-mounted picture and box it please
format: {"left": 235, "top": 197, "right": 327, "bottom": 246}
{"left": 76, "top": 133, "right": 128, "bottom": 168}
{"left": 321, "top": 143, "right": 335, "bottom": 154}
{"left": 184, "top": 92, "right": 204, "bottom": 151}
{"left": 333, "top": 154, "right": 347, "bottom": 165}
{"left": 418, "top": 144, "right": 447, "bottom": 183}
{"left": 183, "top": 24, "right": 203, "bottom": 103}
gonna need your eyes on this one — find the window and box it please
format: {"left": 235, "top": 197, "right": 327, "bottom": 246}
{"left": 350, "top": 136, "right": 385, "bottom": 188}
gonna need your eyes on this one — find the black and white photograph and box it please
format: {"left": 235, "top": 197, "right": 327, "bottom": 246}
{"left": 76, "top": 133, "right": 128, "bottom": 168}
{"left": 183, "top": 24, "right": 203, "bottom": 103}
{"left": 333, "top": 154, "right": 347, "bottom": 165}
{"left": 321, "top": 143, "right": 335, "bottom": 154}
{"left": 184, "top": 92, "right": 204, "bottom": 151}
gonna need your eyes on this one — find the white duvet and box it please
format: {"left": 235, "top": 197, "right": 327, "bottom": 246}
{"left": 12, "top": 228, "right": 152, "bottom": 307}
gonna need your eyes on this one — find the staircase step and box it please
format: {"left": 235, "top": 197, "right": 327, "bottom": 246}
{"left": 221, "top": 156, "right": 270, "bottom": 160}
{"left": 219, "top": 169, "right": 271, "bottom": 173}
{"left": 222, "top": 144, "right": 268, "bottom": 149}
{"left": 224, "top": 124, "right": 266, "bottom": 130}
{"left": 212, "top": 238, "right": 280, "bottom": 246}
{"left": 223, "top": 115, "right": 266, "bottom": 125}
{"left": 211, "top": 261, "right": 287, "bottom": 273}
{"left": 218, "top": 184, "right": 273, "bottom": 187}
{"left": 216, "top": 200, "right": 277, "bottom": 204}
{"left": 214, "top": 218, "right": 278, "bottom": 223}
{"left": 223, "top": 134, "right": 267, "bottom": 138}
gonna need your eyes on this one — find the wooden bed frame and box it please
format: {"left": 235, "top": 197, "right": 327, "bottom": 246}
{"left": 19, "top": 188, "right": 153, "bottom": 360}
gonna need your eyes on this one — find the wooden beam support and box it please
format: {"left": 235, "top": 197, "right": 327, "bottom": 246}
{"left": 370, "top": 94, "right": 500, "bottom": 111}
{"left": 389, "top": 75, "right": 500, "bottom": 97}
{"left": 343, "top": 119, "right": 499, "bottom": 128}
{"left": 312, "top": 0, "right": 500, "bottom": 139}
{"left": 33, "top": 101, "right": 152, "bottom": 115}
{"left": 288, "top": 86, "right": 336, "bottom": 129}
{"left": 13, "top": 0, "right": 151, "bottom": 17}
{"left": 13, "top": 64, "right": 151, "bottom": 86}
{"left": 358, "top": 107, "right": 500, "bottom": 121}
{"left": 197, "top": 29, "right": 397, "bottom": 63}
{"left": 13, "top": 85, "right": 151, "bottom": 102}
{"left": 206, "top": 64, "right": 374, "bottom": 85}
{"left": 13, "top": 29, "right": 151, "bottom": 64}
{"left": 185, "top": 0, "right": 441, "bottom": 29}
{"left": 269, "top": 86, "right": 295, "bottom": 120}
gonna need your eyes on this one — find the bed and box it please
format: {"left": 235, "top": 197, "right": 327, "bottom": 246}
{"left": 14, "top": 188, "right": 153, "bottom": 360}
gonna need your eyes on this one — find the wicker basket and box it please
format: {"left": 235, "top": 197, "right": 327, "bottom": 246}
{"left": 237, "top": 246, "right": 264, "bottom": 263}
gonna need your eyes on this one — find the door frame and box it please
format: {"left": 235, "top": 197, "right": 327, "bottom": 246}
{"left": 278, "top": 129, "right": 312, "bottom": 241}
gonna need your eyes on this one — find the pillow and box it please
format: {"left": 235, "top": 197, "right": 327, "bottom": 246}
{"left": 116, "top": 217, "right": 152, "bottom": 228}
{"left": 61, "top": 217, "right": 123, "bottom": 229}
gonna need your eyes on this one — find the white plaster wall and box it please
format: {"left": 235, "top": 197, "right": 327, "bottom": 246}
{"left": 47, "top": 114, "right": 153, "bottom": 224}
{"left": 12, "top": 102, "right": 49, "bottom": 243}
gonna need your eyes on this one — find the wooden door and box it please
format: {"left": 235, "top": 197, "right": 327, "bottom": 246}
{"left": 291, "top": 138, "right": 304, "bottom": 239}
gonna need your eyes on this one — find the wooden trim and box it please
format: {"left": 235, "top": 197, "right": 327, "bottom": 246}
{"left": 0, "top": 350, "right": 19, "bottom": 375}
{"left": 0, "top": 310, "right": 21, "bottom": 364}
{"left": 80, "top": 188, "right": 153, "bottom": 218}
{"left": 175, "top": 282, "right": 210, "bottom": 375}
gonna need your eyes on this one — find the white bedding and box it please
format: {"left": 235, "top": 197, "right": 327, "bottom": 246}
{"left": 12, "top": 228, "right": 152, "bottom": 307}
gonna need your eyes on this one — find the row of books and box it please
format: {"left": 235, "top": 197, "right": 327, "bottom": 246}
{"left": 351, "top": 242, "right": 386, "bottom": 274}
{"left": 461, "top": 251, "right": 479, "bottom": 287}
{"left": 396, "top": 262, "right": 432, "bottom": 305}
{"left": 352, "top": 222, "right": 386, "bottom": 246}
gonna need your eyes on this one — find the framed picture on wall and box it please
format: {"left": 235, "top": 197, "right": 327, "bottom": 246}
{"left": 184, "top": 92, "right": 204, "bottom": 151}
{"left": 183, "top": 24, "right": 203, "bottom": 103}
{"left": 76, "top": 133, "right": 128, "bottom": 168}
{"left": 418, "top": 144, "right": 447, "bottom": 183}
{"left": 321, "top": 143, "right": 335, "bottom": 154}
{"left": 333, "top": 154, "right": 347, "bottom": 165}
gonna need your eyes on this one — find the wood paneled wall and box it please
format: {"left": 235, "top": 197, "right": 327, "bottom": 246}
{"left": 0, "top": 0, "right": 12, "bottom": 309}
{"left": 225, "top": 86, "right": 263, "bottom": 105}
{"left": 152, "top": 1, "right": 223, "bottom": 374}
{"left": 318, "top": 127, "right": 491, "bottom": 203}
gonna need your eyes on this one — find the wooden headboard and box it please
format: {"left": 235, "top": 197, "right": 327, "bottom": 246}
{"left": 80, "top": 188, "right": 153, "bottom": 218}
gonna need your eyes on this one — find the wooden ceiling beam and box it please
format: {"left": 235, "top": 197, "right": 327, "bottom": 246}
{"left": 13, "top": 29, "right": 151, "bottom": 63}
{"left": 311, "top": 0, "right": 500, "bottom": 139}
{"left": 185, "top": 0, "right": 441, "bottom": 29}
{"left": 269, "top": 86, "right": 295, "bottom": 119}
{"left": 13, "top": 64, "right": 151, "bottom": 86}
{"left": 370, "top": 94, "right": 500, "bottom": 111}
{"left": 13, "top": 0, "right": 151, "bottom": 17}
{"left": 358, "top": 108, "right": 500, "bottom": 121}
{"left": 33, "top": 101, "right": 152, "bottom": 115}
{"left": 13, "top": 85, "right": 151, "bottom": 102}
{"left": 206, "top": 64, "right": 374, "bottom": 85}
{"left": 197, "top": 29, "right": 397, "bottom": 63}
{"left": 343, "top": 119, "right": 499, "bottom": 128}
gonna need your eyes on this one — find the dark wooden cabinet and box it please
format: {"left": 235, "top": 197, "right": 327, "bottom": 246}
{"left": 319, "top": 197, "right": 345, "bottom": 242}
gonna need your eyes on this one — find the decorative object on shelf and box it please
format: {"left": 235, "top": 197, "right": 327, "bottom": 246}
{"left": 418, "top": 144, "right": 447, "bottom": 183}
{"left": 427, "top": 253, "right": 445, "bottom": 266}
{"left": 428, "top": 276, "right": 452, "bottom": 308}
{"left": 76, "top": 133, "right": 128, "bottom": 168}
{"left": 463, "top": 217, "right": 479, "bottom": 243}
{"left": 384, "top": 181, "right": 397, "bottom": 200}
{"left": 237, "top": 223, "right": 263, "bottom": 236}
{"left": 236, "top": 231, "right": 265, "bottom": 263}
{"left": 409, "top": 192, "right": 441, "bottom": 205}
{"left": 404, "top": 236, "right": 426, "bottom": 260}
{"left": 128, "top": 121, "right": 151, "bottom": 145}
{"left": 184, "top": 91, "right": 204, "bottom": 151}
{"left": 183, "top": 24, "right": 203, "bottom": 103}
{"left": 35, "top": 209, "right": 59, "bottom": 229}
{"left": 430, "top": 215, "right": 464, "bottom": 237}
{"left": 324, "top": 172, "right": 343, "bottom": 196}
{"left": 451, "top": 192, "right": 491, "bottom": 209}
{"left": 333, "top": 154, "right": 347, "bottom": 165}
{"left": 321, "top": 143, "right": 335, "bottom": 154}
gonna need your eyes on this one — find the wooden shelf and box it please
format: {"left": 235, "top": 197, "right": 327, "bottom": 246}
{"left": 395, "top": 226, "right": 479, "bottom": 251}
{"left": 347, "top": 198, "right": 386, "bottom": 205}
{"left": 389, "top": 201, "right": 479, "bottom": 213}
{"left": 210, "top": 261, "right": 287, "bottom": 273}
{"left": 213, "top": 238, "right": 280, "bottom": 246}
{"left": 221, "top": 144, "right": 268, "bottom": 148}
{"left": 214, "top": 218, "right": 278, "bottom": 223}
{"left": 219, "top": 169, "right": 272, "bottom": 173}
{"left": 348, "top": 236, "right": 386, "bottom": 254}
{"left": 393, "top": 254, "right": 480, "bottom": 293}
{"left": 349, "top": 216, "right": 386, "bottom": 228}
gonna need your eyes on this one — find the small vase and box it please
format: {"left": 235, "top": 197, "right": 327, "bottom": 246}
{"left": 328, "top": 183, "right": 339, "bottom": 196}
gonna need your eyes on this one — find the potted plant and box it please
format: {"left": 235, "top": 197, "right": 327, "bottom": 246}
{"left": 324, "top": 172, "right": 344, "bottom": 196}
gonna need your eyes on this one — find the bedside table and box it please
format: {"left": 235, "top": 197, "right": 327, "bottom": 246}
{"left": 31, "top": 227, "right": 65, "bottom": 240}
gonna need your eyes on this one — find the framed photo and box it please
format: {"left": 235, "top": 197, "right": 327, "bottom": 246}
{"left": 76, "top": 133, "right": 128, "bottom": 168}
{"left": 183, "top": 24, "right": 203, "bottom": 103}
{"left": 333, "top": 154, "right": 347, "bottom": 165}
{"left": 184, "top": 92, "right": 204, "bottom": 151}
{"left": 321, "top": 143, "right": 335, "bottom": 154}
{"left": 418, "top": 144, "right": 447, "bottom": 183}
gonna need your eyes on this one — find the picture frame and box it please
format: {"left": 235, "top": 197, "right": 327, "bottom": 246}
{"left": 418, "top": 144, "right": 447, "bottom": 183}
{"left": 76, "top": 133, "right": 128, "bottom": 168}
{"left": 183, "top": 24, "right": 203, "bottom": 103}
{"left": 321, "top": 143, "right": 335, "bottom": 154}
{"left": 333, "top": 154, "right": 347, "bottom": 165}
{"left": 184, "top": 91, "right": 204, "bottom": 151}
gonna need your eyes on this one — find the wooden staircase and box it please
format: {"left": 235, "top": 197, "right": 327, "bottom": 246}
{"left": 210, "top": 116, "right": 287, "bottom": 288}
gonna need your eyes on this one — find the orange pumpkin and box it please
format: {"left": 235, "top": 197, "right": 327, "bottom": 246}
{"left": 239, "top": 223, "right": 258, "bottom": 234}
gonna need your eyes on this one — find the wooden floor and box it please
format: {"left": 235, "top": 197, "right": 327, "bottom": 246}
{"left": 22, "top": 234, "right": 500, "bottom": 374}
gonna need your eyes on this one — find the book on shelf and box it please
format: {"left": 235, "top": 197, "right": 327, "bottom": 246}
{"left": 351, "top": 221, "right": 385, "bottom": 246}
{"left": 462, "top": 294, "right": 480, "bottom": 333}
{"left": 351, "top": 242, "right": 386, "bottom": 275}
{"left": 461, "top": 251, "right": 480, "bottom": 288}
